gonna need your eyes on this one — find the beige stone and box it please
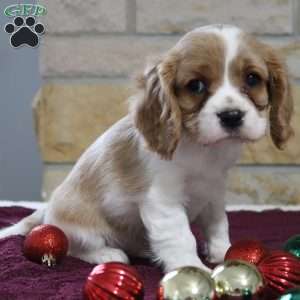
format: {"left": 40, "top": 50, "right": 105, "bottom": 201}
{"left": 293, "top": 0, "right": 300, "bottom": 35}
{"left": 42, "top": 164, "right": 300, "bottom": 205}
{"left": 33, "top": 83, "right": 130, "bottom": 162}
{"left": 227, "top": 166, "right": 300, "bottom": 205}
{"left": 39, "top": 0, "right": 127, "bottom": 33}
{"left": 33, "top": 84, "right": 300, "bottom": 164}
{"left": 137, "top": 0, "right": 292, "bottom": 34}
{"left": 40, "top": 35, "right": 177, "bottom": 78}
{"left": 40, "top": 35, "right": 300, "bottom": 80}
{"left": 282, "top": 42, "right": 300, "bottom": 81}
{"left": 42, "top": 164, "right": 72, "bottom": 200}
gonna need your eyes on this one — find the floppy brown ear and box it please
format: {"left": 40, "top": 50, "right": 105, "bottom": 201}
{"left": 132, "top": 54, "right": 181, "bottom": 160}
{"left": 264, "top": 46, "right": 294, "bottom": 149}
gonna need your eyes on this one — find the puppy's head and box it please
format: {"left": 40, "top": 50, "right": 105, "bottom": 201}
{"left": 133, "top": 25, "right": 293, "bottom": 159}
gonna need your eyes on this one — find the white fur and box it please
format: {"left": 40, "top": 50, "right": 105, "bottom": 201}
{"left": 0, "top": 25, "right": 270, "bottom": 273}
{"left": 198, "top": 26, "right": 267, "bottom": 145}
{"left": 0, "top": 208, "right": 45, "bottom": 237}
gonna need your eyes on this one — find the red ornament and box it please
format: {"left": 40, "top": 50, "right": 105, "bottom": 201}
{"left": 258, "top": 250, "right": 300, "bottom": 294}
{"left": 225, "top": 239, "right": 269, "bottom": 265}
{"left": 84, "top": 262, "right": 144, "bottom": 300}
{"left": 23, "top": 224, "right": 68, "bottom": 267}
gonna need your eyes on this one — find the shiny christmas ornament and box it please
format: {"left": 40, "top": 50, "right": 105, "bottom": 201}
{"left": 84, "top": 262, "right": 144, "bottom": 300}
{"left": 258, "top": 250, "right": 300, "bottom": 294}
{"left": 23, "top": 224, "right": 68, "bottom": 267}
{"left": 284, "top": 235, "right": 300, "bottom": 259}
{"left": 278, "top": 288, "right": 300, "bottom": 300}
{"left": 225, "top": 239, "right": 269, "bottom": 265}
{"left": 157, "top": 266, "right": 215, "bottom": 300}
{"left": 212, "top": 260, "right": 264, "bottom": 299}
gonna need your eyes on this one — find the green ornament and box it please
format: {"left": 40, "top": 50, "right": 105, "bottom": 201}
{"left": 279, "top": 288, "right": 300, "bottom": 300}
{"left": 284, "top": 235, "right": 300, "bottom": 258}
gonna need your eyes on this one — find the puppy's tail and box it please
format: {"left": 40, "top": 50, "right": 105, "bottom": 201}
{"left": 0, "top": 207, "right": 46, "bottom": 239}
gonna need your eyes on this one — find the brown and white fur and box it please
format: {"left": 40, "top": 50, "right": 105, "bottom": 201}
{"left": 0, "top": 25, "right": 293, "bottom": 273}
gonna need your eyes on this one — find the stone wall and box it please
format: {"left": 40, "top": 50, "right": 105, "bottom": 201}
{"left": 35, "top": 0, "right": 300, "bottom": 204}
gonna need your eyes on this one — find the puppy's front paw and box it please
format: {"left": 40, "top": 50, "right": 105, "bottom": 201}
{"left": 207, "top": 240, "right": 231, "bottom": 264}
{"left": 195, "top": 263, "right": 212, "bottom": 274}
{"left": 164, "top": 256, "right": 211, "bottom": 274}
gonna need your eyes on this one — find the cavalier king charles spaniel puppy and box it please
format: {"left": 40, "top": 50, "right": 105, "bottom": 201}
{"left": 0, "top": 24, "right": 293, "bottom": 273}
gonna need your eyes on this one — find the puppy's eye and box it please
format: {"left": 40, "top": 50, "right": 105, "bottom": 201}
{"left": 186, "top": 79, "right": 206, "bottom": 94}
{"left": 245, "top": 73, "right": 261, "bottom": 87}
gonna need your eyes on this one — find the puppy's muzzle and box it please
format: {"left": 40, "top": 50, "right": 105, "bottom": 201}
{"left": 217, "top": 109, "right": 245, "bottom": 130}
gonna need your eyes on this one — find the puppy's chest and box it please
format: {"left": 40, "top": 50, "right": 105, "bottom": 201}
{"left": 183, "top": 170, "right": 221, "bottom": 221}
{"left": 176, "top": 139, "right": 241, "bottom": 175}
{"left": 180, "top": 144, "right": 238, "bottom": 221}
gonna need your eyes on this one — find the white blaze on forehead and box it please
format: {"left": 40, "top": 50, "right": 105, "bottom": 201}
{"left": 219, "top": 27, "right": 241, "bottom": 64}
{"left": 190, "top": 25, "right": 242, "bottom": 81}
{"left": 214, "top": 28, "right": 243, "bottom": 105}
{"left": 219, "top": 27, "right": 242, "bottom": 81}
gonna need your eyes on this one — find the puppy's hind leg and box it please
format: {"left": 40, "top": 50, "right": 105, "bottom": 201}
{"left": 45, "top": 209, "right": 129, "bottom": 265}
{"left": 45, "top": 215, "right": 130, "bottom": 265}
{"left": 70, "top": 234, "right": 129, "bottom": 265}
{"left": 75, "top": 246, "right": 130, "bottom": 265}
{"left": 45, "top": 193, "right": 130, "bottom": 265}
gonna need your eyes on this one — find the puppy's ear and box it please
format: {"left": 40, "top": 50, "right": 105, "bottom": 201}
{"left": 133, "top": 54, "right": 181, "bottom": 160}
{"left": 263, "top": 46, "right": 294, "bottom": 149}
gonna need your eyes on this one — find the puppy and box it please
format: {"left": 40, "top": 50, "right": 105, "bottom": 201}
{"left": 0, "top": 25, "right": 293, "bottom": 273}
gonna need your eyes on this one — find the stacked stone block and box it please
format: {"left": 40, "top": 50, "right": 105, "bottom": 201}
{"left": 36, "top": 0, "right": 300, "bottom": 204}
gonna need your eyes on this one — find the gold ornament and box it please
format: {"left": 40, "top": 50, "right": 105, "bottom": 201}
{"left": 212, "top": 260, "right": 264, "bottom": 298}
{"left": 157, "top": 266, "right": 215, "bottom": 300}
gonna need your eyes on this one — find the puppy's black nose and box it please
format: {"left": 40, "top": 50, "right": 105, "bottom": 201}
{"left": 217, "top": 109, "right": 245, "bottom": 130}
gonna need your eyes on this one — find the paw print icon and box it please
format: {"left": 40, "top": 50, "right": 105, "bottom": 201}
{"left": 4, "top": 16, "right": 45, "bottom": 48}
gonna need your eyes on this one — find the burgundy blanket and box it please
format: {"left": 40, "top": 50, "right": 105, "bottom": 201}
{"left": 0, "top": 206, "right": 299, "bottom": 299}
